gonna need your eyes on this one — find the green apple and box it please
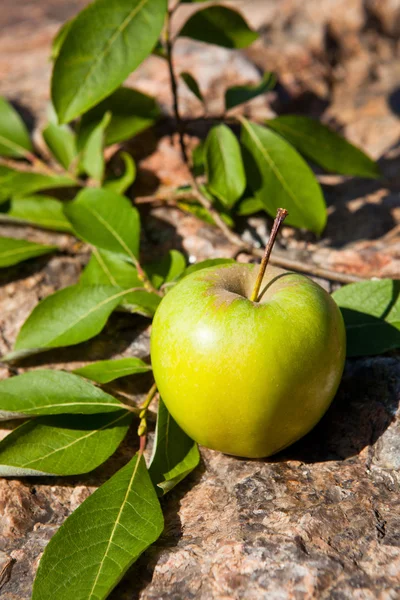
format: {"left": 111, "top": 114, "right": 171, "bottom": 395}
{"left": 151, "top": 261, "right": 346, "bottom": 458}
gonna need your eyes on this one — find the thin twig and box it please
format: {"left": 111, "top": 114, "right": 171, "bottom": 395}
{"left": 165, "top": 12, "right": 188, "bottom": 164}
{"left": 157, "top": 16, "right": 365, "bottom": 286}
{"left": 263, "top": 253, "right": 363, "bottom": 285}
{"left": 0, "top": 156, "right": 77, "bottom": 181}
{"left": 135, "top": 189, "right": 363, "bottom": 284}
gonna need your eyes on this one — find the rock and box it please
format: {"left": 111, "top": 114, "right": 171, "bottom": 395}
{"left": 365, "top": 0, "right": 400, "bottom": 37}
{"left": 0, "top": 1, "right": 399, "bottom": 598}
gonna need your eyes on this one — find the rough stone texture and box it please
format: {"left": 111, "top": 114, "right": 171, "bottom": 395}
{"left": 0, "top": 1, "right": 399, "bottom": 598}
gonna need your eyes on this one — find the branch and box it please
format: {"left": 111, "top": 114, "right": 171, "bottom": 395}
{"left": 159, "top": 14, "right": 364, "bottom": 286}
{"left": 165, "top": 12, "right": 188, "bottom": 164}
{"left": 0, "top": 156, "right": 77, "bottom": 181}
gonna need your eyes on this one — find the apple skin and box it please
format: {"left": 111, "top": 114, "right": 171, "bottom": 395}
{"left": 150, "top": 263, "right": 346, "bottom": 458}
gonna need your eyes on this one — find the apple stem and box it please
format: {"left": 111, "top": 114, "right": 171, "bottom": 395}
{"left": 250, "top": 208, "right": 289, "bottom": 302}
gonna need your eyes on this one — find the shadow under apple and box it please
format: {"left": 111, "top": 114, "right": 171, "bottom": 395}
{"left": 275, "top": 356, "right": 400, "bottom": 464}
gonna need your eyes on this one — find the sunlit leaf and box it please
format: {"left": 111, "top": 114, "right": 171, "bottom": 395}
{"left": 0, "top": 96, "right": 32, "bottom": 158}
{"left": 240, "top": 118, "right": 326, "bottom": 234}
{"left": 266, "top": 116, "right": 380, "bottom": 178}
{"left": 79, "top": 87, "right": 161, "bottom": 145}
{"left": 73, "top": 357, "right": 151, "bottom": 384}
{"left": 79, "top": 249, "right": 158, "bottom": 316}
{"left": 236, "top": 196, "right": 263, "bottom": 216}
{"left": 205, "top": 124, "right": 246, "bottom": 208}
{"left": 179, "top": 6, "right": 258, "bottom": 49}
{"left": 333, "top": 279, "right": 400, "bottom": 356}
{"left": 5, "top": 284, "right": 134, "bottom": 361}
{"left": 104, "top": 152, "right": 136, "bottom": 194}
{"left": 225, "top": 72, "right": 276, "bottom": 111}
{"left": 176, "top": 184, "right": 235, "bottom": 227}
{"left": 8, "top": 195, "right": 73, "bottom": 232}
{"left": 0, "top": 369, "right": 124, "bottom": 420}
{"left": 80, "top": 112, "right": 111, "bottom": 183}
{"left": 0, "top": 236, "right": 57, "bottom": 268}
{"left": 121, "top": 291, "right": 161, "bottom": 317}
{"left": 81, "top": 248, "right": 142, "bottom": 289}
{"left": 145, "top": 250, "right": 187, "bottom": 289}
{"left": 149, "top": 397, "right": 200, "bottom": 495}
{"left": 0, "top": 165, "right": 76, "bottom": 205}
{"left": 32, "top": 453, "right": 163, "bottom": 599}
{"left": 42, "top": 121, "right": 77, "bottom": 171}
{"left": 176, "top": 200, "right": 234, "bottom": 227}
{"left": 0, "top": 411, "right": 131, "bottom": 476}
{"left": 51, "top": 19, "right": 74, "bottom": 62}
{"left": 65, "top": 188, "right": 140, "bottom": 261}
{"left": 52, "top": 0, "right": 167, "bottom": 123}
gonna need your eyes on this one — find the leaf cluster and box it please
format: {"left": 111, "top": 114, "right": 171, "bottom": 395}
{"left": 0, "top": 1, "right": 396, "bottom": 599}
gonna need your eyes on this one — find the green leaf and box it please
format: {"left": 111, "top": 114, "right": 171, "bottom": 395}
{"left": 32, "top": 453, "right": 163, "bottom": 599}
{"left": 80, "top": 112, "right": 111, "bottom": 183}
{"left": 181, "top": 72, "right": 204, "bottom": 103}
{"left": 51, "top": 0, "right": 167, "bottom": 123}
{"left": 79, "top": 249, "right": 159, "bottom": 316}
{"left": 225, "top": 72, "right": 276, "bottom": 111}
{"left": 177, "top": 186, "right": 235, "bottom": 227}
{"left": 236, "top": 196, "right": 264, "bottom": 216}
{"left": 240, "top": 118, "right": 326, "bottom": 234}
{"left": 42, "top": 122, "right": 77, "bottom": 171}
{"left": 79, "top": 87, "right": 161, "bottom": 146}
{"left": 205, "top": 124, "right": 246, "bottom": 208}
{"left": 0, "top": 411, "right": 131, "bottom": 477}
{"left": 64, "top": 188, "right": 140, "bottom": 261}
{"left": 119, "top": 291, "right": 160, "bottom": 317}
{"left": 183, "top": 257, "right": 234, "bottom": 277}
{"left": 332, "top": 279, "right": 400, "bottom": 357}
{"left": 81, "top": 248, "right": 142, "bottom": 289}
{"left": 51, "top": 19, "right": 74, "bottom": 62}
{"left": 266, "top": 116, "right": 380, "bottom": 179}
{"left": 5, "top": 284, "right": 134, "bottom": 361}
{"left": 104, "top": 152, "right": 136, "bottom": 194}
{"left": 0, "top": 165, "right": 76, "bottom": 205}
{"left": 0, "top": 370, "right": 124, "bottom": 420}
{"left": 0, "top": 237, "right": 57, "bottom": 268}
{"left": 149, "top": 398, "right": 200, "bottom": 495}
{"left": 8, "top": 195, "right": 73, "bottom": 232}
{"left": 176, "top": 200, "right": 227, "bottom": 226}
{"left": 0, "top": 96, "right": 32, "bottom": 158}
{"left": 145, "top": 250, "right": 187, "bottom": 289}
{"left": 179, "top": 6, "right": 258, "bottom": 49}
{"left": 73, "top": 357, "right": 151, "bottom": 384}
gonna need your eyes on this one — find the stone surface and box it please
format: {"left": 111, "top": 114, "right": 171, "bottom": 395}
{"left": 0, "top": 1, "right": 399, "bottom": 599}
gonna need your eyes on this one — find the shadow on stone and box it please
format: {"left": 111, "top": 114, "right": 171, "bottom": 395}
{"left": 388, "top": 87, "right": 400, "bottom": 116}
{"left": 141, "top": 213, "right": 187, "bottom": 265}
{"left": 322, "top": 186, "right": 397, "bottom": 248}
{"left": 0, "top": 253, "right": 61, "bottom": 287}
{"left": 277, "top": 357, "right": 400, "bottom": 464}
